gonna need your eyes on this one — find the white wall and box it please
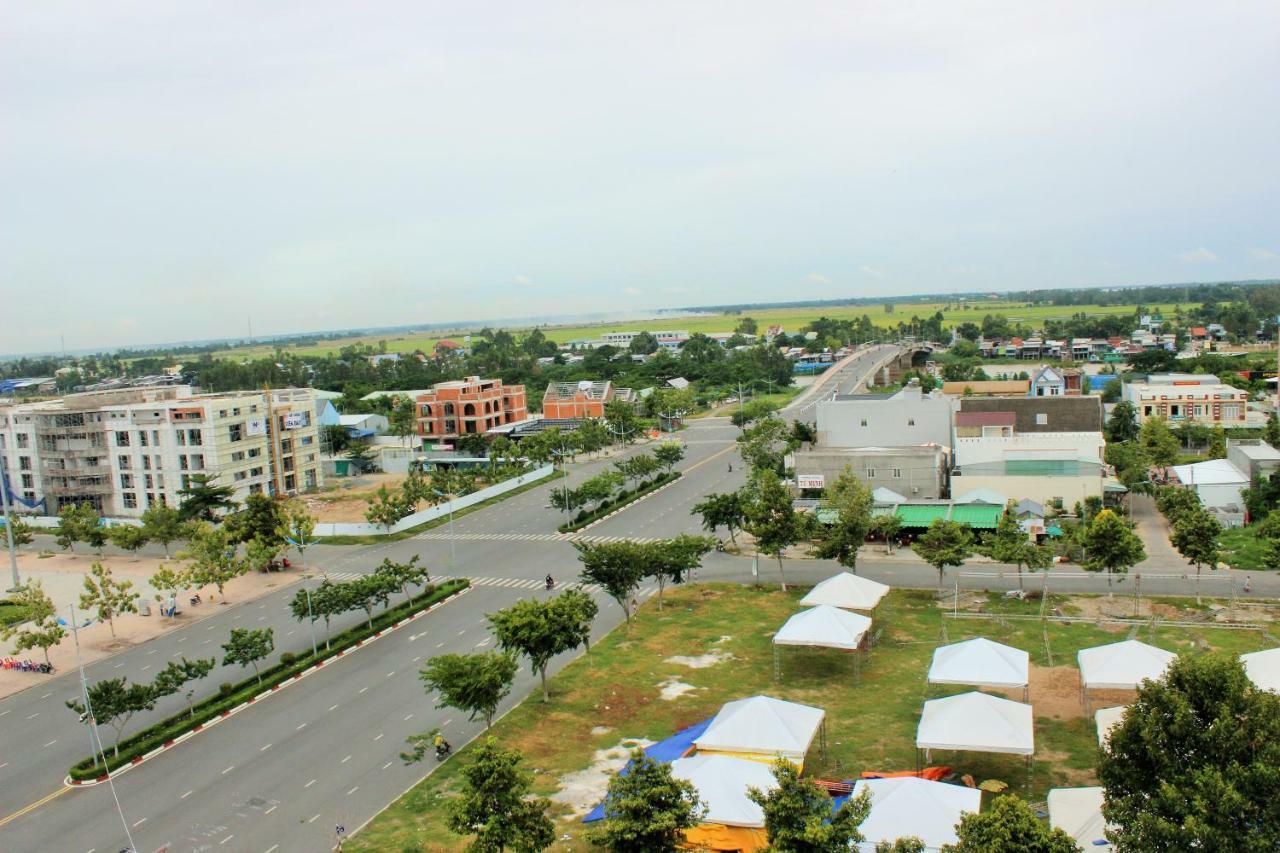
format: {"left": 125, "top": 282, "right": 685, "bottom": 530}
{"left": 949, "top": 473, "right": 1103, "bottom": 507}
{"left": 953, "top": 433, "right": 1104, "bottom": 467}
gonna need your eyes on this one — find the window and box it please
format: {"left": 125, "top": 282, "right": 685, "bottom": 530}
{"left": 145, "top": 474, "right": 154, "bottom": 489}
{"left": 249, "top": 466, "right": 264, "bottom": 477}
{"left": 16, "top": 433, "right": 29, "bottom": 449}
{"left": 118, "top": 455, "right": 130, "bottom": 470}
{"left": 866, "top": 468, "right": 876, "bottom": 478}
{"left": 1035, "top": 413, "right": 1048, "bottom": 425}
{"left": 143, "top": 456, "right": 152, "bottom": 470}
{"left": 234, "top": 471, "right": 248, "bottom": 482}
{"left": 219, "top": 410, "right": 228, "bottom": 418}
{"left": 860, "top": 419, "right": 868, "bottom": 427}
{"left": 156, "top": 474, "right": 164, "bottom": 489}
{"left": 123, "top": 493, "right": 138, "bottom": 509}
{"left": 181, "top": 474, "right": 190, "bottom": 491}
{"left": 231, "top": 450, "right": 246, "bottom": 462}
{"left": 151, "top": 430, "right": 159, "bottom": 446}
{"left": 893, "top": 468, "right": 902, "bottom": 478}
{"left": 115, "top": 431, "right": 130, "bottom": 447}
{"left": 187, "top": 429, "right": 202, "bottom": 445}
{"left": 18, "top": 456, "right": 30, "bottom": 471}
{"left": 190, "top": 454, "right": 204, "bottom": 470}
{"left": 229, "top": 423, "right": 244, "bottom": 442}
{"left": 248, "top": 447, "right": 261, "bottom": 458}
{"left": 179, "top": 455, "right": 188, "bottom": 470}
{"left": 907, "top": 418, "right": 915, "bottom": 427}
{"left": 21, "top": 474, "right": 33, "bottom": 489}
{"left": 139, "top": 431, "right": 148, "bottom": 447}
{"left": 284, "top": 474, "right": 296, "bottom": 491}
{"left": 249, "top": 483, "right": 263, "bottom": 495}
{"left": 146, "top": 492, "right": 157, "bottom": 507}
{"left": 232, "top": 407, "right": 241, "bottom": 416}
{"left": 120, "top": 473, "right": 133, "bottom": 489}
{"left": 176, "top": 430, "right": 186, "bottom": 446}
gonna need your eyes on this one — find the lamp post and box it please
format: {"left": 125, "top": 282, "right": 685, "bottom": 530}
{"left": 432, "top": 488, "right": 456, "bottom": 573}
{"left": 303, "top": 580, "right": 318, "bottom": 657}
{"left": 1, "top": 462, "right": 19, "bottom": 591}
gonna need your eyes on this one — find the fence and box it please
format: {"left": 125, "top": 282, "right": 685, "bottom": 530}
{"left": 313, "top": 464, "right": 555, "bottom": 537}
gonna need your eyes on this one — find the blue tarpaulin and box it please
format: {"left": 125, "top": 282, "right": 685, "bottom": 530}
{"left": 582, "top": 718, "right": 713, "bottom": 823}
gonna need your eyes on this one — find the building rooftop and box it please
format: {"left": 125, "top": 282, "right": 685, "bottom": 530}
{"left": 544, "top": 380, "right": 611, "bottom": 401}
{"left": 1170, "top": 458, "right": 1248, "bottom": 486}
{"left": 955, "top": 411, "right": 1016, "bottom": 427}
{"left": 1231, "top": 440, "right": 1280, "bottom": 461}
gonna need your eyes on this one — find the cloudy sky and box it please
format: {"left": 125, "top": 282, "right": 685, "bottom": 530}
{"left": 3, "top": 2, "right": 1279, "bottom": 354}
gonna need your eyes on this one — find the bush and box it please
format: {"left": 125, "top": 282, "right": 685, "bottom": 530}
{"left": 68, "top": 579, "right": 470, "bottom": 781}
{"left": 279, "top": 652, "right": 297, "bottom": 667}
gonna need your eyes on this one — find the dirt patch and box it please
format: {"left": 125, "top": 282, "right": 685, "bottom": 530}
{"left": 658, "top": 679, "right": 698, "bottom": 701}
{"left": 664, "top": 649, "right": 734, "bottom": 669}
{"left": 549, "top": 739, "right": 655, "bottom": 818}
{"left": 1027, "top": 665, "right": 1085, "bottom": 720}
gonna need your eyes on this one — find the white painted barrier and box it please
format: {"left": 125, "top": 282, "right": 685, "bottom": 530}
{"left": 314, "top": 464, "right": 556, "bottom": 537}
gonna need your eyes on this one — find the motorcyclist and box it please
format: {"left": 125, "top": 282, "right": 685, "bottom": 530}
{"left": 545, "top": 574, "right": 555, "bottom": 590}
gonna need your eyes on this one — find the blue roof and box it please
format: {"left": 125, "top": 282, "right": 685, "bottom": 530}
{"left": 582, "top": 718, "right": 712, "bottom": 823}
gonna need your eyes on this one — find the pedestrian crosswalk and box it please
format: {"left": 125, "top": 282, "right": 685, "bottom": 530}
{"left": 412, "top": 531, "right": 660, "bottom": 545}
{"left": 315, "top": 569, "right": 655, "bottom": 598}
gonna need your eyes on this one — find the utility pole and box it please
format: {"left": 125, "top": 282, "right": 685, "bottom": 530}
{"left": 1, "top": 463, "right": 19, "bottom": 592}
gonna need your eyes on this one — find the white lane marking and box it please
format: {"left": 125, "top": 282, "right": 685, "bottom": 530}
{"left": 0, "top": 710, "right": 9, "bottom": 717}
{"left": 296, "top": 722, "right": 307, "bottom": 730}
{"left": 443, "top": 718, "right": 454, "bottom": 727}
{"left": 386, "top": 670, "right": 395, "bottom": 678}
{"left": 328, "top": 704, "right": 338, "bottom": 712}
{"left": 412, "top": 655, "right": 422, "bottom": 663}
{"left": 457, "top": 629, "right": 466, "bottom": 636}
{"left": 146, "top": 649, "right": 157, "bottom": 656}
{"left": 264, "top": 808, "right": 277, "bottom": 817}
{"left": 346, "top": 786, "right": 359, "bottom": 796}
{"left": 202, "top": 639, "right": 212, "bottom": 645}
{"left": 40, "top": 691, "right": 52, "bottom": 699}
{"left": 178, "top": 636, "right": 187, "bottom": 642}
{"left": 381, "top": 760, "right": 393, "bottom": 770}
{"left": 219, "top": 834, "right": 235, "bottom": 845}
{"left": 285, "top": 630, "right": 294, "bottom": 636}
{"left": 43, "top": 739, "right": 57, "bottom": 748}
{"left": 221, "top": 765, "right": 235, "bottom": 774}
{"left": 26, "top": 712, "right": 39, "bottom": 719}
{"left": 113, "top": 663, "right": 125, "bottom": 669}
{"left": 358, "top": 686, "right": 369, "bottom": 694}
{"left": 435, "top": 642, "right": 445, "bottom": 649}
{"left": 206, "top": 625, "right": 217, "bottom": 631}
{"left": 260, "top": 743, "right": 272, "bottom": 752}
{"left": 307, "top": 813, "right": 320, "bottom": 823}
{"left": 305, "top": 778, "right": 317, "bottom": 788}
{"left": 373, "top": 733, "right": 384, "bottom": 741}
{"left": 132, "top": 818, "right": 147, "bottom": 828}
{"left": 180, "top": 790, "right": 193, "bottom": 799}
{"left": 474, "top": 638, "right": 491, "bottom": 648}
{"left": 259, "top": 604, "right": 267, "bottom": 609}
{"left": 140, "top": 665, "right": 151, "bottom": 671}
{"left": 403, "top": 713, "right": 413, "bottom": 721}
{"left": 340, "top": 755, "right": 352, "bottom": 764}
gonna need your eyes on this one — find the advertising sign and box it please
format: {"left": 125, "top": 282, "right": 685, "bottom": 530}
{"left": 797, "top": 474, "right": 825, "bottom": 490}
{"left": 246, "top": 416, "right": 267, "bottom": 436}
{"left": 283, "top": 412, "right": 306, "bottom": 429}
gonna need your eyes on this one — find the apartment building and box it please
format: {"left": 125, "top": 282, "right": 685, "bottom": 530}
{"left": 0, "top": 385, "right": 322, "bottom": 518}
{"left": 415, "top": 376, "right": 527, "bottom": 440}
{"left": 1121, "top": 374, "right": 1249, "bottom": 425}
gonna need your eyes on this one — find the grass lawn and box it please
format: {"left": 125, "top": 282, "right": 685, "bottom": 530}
{"left": 348, "top": 583, "right": 1269, "bottom": 852}
{"left": 0, "top": 601, "right": 28, "bottom": 627}
{"left": 1220, "top": 525, "right": 1270, "bottom": 572}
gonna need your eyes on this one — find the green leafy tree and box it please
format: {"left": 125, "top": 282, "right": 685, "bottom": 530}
{"left": 1082, "top": 509, "right": 1146, "bottom": 587}
{"left": 373, "top": 555, "right": 429, "bottom": 603}
{"left": 419, "top": 651, "right": 518, "bottom": 730}
{"left": 282, "top": 499, "right": 317, "bottom": 563}
{"left": 1155, "top": 485, "right": 1201, "bottom": 525}
{"left": 390, "top": 394, "right": 418, "bottom": 451}
{"left": 177, "top": 473, "right": 237, "bottom": 521}
{"left": 869, "top": 514, "right": 901, "bottom": 554}
{"left": 56, "top": 502, "right": 97, "bottom": 552}
{"left": 221, "top": 627, "right": 274, "bottom": 685}
{"left": 575, "top": 540, "right": 648, "bottom": 627}
{"left": 911, "top": 519, "right": 974, "bottom": 589}
{"left": 742, "top": 469, "right": 803, "bottom": 590}
{"left": 578, "top": 471, "right": 622, "bottom": 513}
{"left": 140, "top": 502, "right": 186, "bottom": 557}
{"left": 811, "top": 467, "right": 873, "bottom": 574}
{"left": 1171, "top": 506, "right": 1222, "bottom": 581}
{"left": 988, "top": 504, "right": 1051, "bottom": 589}
{"left": 736, "top": 415, "right": 790, "bottom": 473}
{"left": 1106, "top": 401, "right": 1140, "bottom": 444}
{"left": 604, "top": 397, "right": 641, "bottom": 443}
{"left": 180, "top": 522, "right": 246, "bottom": 601}
{"left": 489, "top": 595, "right": 589, "bottom": 702}
{"left": 342, "top": 573, "right": 395, "bottom": 631}
{"left": 4, "top": 515, "right": 35, "bottom": 548}
{"left": 1099, "top": 653, "right": 1280, "bottom": 851}
{"left": 1207, "top": 426, "right": 1228, "bottom": 459}
{"left": 554, "top": 587, "right": 599, "bottom": 654}
{"left": 589, "top": 749, "right": 705, "bottom": 852}
{"left": 747, "top": 759, "right": 872, "bottom": 852}
{"left": 628, "top": 331, "right": 658, "bottom": 355}
{"left": 1139, "top": 416, "right": 1180, "bottom": 468}
{"left": 943, "top": 795, "right": 1080, "bottom": 852}
{"left": 0, "top": 580, "right": 66, "bottom": 665}
{"left": 692, "top": 491, "right": 745, "bottom": 545}
{"left": 653, "top": 441, "right": 685, "bottom": 474}
{"left": 1258, "top": 509, "right": 1280, "bottom": 571}
{"left": 447, "top": 737, "right": 555, "bottom": 852}
{"left": 106, "top": 523, "right": 149, "bottom": 558}
{"left": 151, "top": 656, "right": 215, "bottom": 718}
{"left": 322, "top": 423, "right": 351, "bottom": 454}
{"left": 364, "top": 484, "right": 410, "bottom": 532}
{"left": 1265, "top": 411, "right": 1280, "bottom": 449}
{"left": 243, "top": 535, "right": 282, "bottom": 574}
{"left": 66, "top": 677, "right": 157, "bottom": 757}
{"left": 295, "top": 578, "right": 345, "bottom": 650}
{"left": 79, "top": 561, "right": 137, "bottom": 639}
{"left": 344, "top": 440, "right": 380, "bottom": 473}
{"left": 647, "top": 534, "right": 714, "bottom": 608}
{"left": 149, "top": 564, "right": 190, "bottom": 615}
{"left": 615, "top": 453, "right": 660, "bottom": 490}
{"left": 225, "top": 492, "right": 287, "bottom": 547}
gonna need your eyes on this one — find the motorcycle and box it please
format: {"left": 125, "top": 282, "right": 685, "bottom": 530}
{"left": 714, "top": 539, "right": 726, "bottom": 552}
{"left": 435, "top": 740, "right": 452, "bottom": 761}
{"left": 545, "top": 576, "right": 555, "bottom": 590}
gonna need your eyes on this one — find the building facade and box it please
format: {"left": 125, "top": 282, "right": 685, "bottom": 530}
{"left": 541, "top": 380, "right": 631, "bottom": 419}
{"left": 815, "top": 385, "right": 954, "bottom": 451}
{"left": 0, "top": 385, "right": 322, "bottom": 518}
{"left": 1121, "top": 375, "right": 1249, "bottom": 426}
{"left": 790, "top": 445, "right": 948, "bottom": 500}
{"left": 415, "top": 376, "right": 527, "bottom": 440}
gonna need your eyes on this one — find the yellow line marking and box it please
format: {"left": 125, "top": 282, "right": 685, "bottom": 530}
{"left": 0, "top": 785, "right": 71, "bottom": 828}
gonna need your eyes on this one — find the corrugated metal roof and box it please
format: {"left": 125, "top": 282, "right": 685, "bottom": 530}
{"left": 948, "top": 505, "right": 1003, "bottom": 529}
{"left": 896, "top": 505, "right": 951, "bottom": 526}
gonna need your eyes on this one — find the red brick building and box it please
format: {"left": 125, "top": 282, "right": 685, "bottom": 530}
{"left": 415, "top": 377, "right": 526, "bottom": 439}
{"left": 542, "top": 380, "right": 637, "bottom": 419}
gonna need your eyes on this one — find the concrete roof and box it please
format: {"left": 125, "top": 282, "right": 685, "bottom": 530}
{"left": 1171, "top": 458, "right": 1248, "bottom": 486}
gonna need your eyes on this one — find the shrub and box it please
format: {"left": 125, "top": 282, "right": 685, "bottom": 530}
{"left": 279, "top": 651, "right": 297, "bottom": 667}
{"left": 219, "top": 682, "right": 234, "bottom": 696}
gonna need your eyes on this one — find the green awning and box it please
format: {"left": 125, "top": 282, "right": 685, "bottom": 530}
{"left": 947, "top": 504, "right": 1003, "bottom": 529}
{"left": 896, "top": 505, "right": 951, "bottom": 527}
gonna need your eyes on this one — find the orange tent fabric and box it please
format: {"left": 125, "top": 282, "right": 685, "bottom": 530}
{"left": 859, "top": 766, "right": 951, "bottom": 782}
{"left": 683, "top": 823, "right": 769, "bottom": 851}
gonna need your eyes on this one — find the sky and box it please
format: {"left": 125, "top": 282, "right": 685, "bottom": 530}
{"left": 3, "top": 1, "right": 1279, "bottom": 354}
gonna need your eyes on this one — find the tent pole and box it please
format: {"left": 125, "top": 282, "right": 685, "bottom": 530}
{"left": 773, "top": 644, "right": 780, "bottom": 681}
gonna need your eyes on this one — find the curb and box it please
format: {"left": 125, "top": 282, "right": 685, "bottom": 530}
{"left": 560, "top": 474, "right": 683, "bottom": 535}
{"left": 64, "top": 584, "right": 472, "bottom": 788}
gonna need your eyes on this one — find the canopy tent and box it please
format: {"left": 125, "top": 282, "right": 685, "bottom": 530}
{"left": 693, "top": 696, "right": 825, "bottom": 767}
{"left": 1078, "top": 641, "right": 1175, "bottom": 713}
{"left": 774, "top": 606, "right": 872, "bottom": 651}
{"left": 927, "top": 638, "right": 1029, "bottom": 693}
{"left": 799, "top": 572, "right": 891, "bottom": 612}
{"left": 582, "top": 718, "right": 712, "bottom": 823}
{"left": 849, "top": 777, "right": 982, "bottom": 853}
{"left": 1095, "top": 706, "right": 1127, "bottom": 747}
{"left": 916, "top": 691, "right": 1034, "bottom": 759}
{"left": 1048, "top": 787, "right": 1113, "bottom": 851}
{"left": 671, "top": 755, "right": 775, "bottom": 852}
{"left": 1241, "top": 648, "right": 1280, "bottom": 693}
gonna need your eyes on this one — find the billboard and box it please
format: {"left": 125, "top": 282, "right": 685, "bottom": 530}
{"left": 246, "top": 417, "right": 267, "bottom": 437}
{"left": 283, "top": 412, "right": 307, "bottom": 429}
{"left": 797, "top": 474, "right": 825, "bottom": 490}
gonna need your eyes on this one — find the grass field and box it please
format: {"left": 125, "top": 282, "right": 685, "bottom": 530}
{"left": 348, "top": 582, "right": 1268, "bottom": 852}
{"left": 1220, "top": 525, "right": 1269, "bottom": 572}
{"left": 214, "top": 301, "right": 1187, "bottom": 360}
{"left": 0, "top": 601, "right": 27, "bottom": 627}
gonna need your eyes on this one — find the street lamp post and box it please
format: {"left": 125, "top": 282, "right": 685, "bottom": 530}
{"left": 1, "top": 463, "right": 20, "bottom": 592}
{"left": 303, "top": 581, "right": 318, "bottom": 657}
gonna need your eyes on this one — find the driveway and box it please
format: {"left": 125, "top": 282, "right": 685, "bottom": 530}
{"left": 1131, "top": 494, "right": 1185, "bottom": 569}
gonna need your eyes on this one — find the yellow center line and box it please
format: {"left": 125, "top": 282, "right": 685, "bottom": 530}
{"left": 0, "top": 785, "right": 72, "bottom": 828}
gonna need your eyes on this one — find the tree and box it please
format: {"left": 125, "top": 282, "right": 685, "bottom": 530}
{"left": 221, "top": 627, "right": 274, "bottom": 685}
{"left": 56, "top": 502, "right": 98, "bottom": 552}
{"left": 322, "top": 423, "right": 351, "bottom": 454}
{"left": 365, "top": 484, "right": 410, "bottom": 532}
{"left": 390, "top": 394, "right": 418, "bottom": 451}
{"left": 344, "top": 440, "right": 380, "bottom": 473}
{"left": 140, "top": 502, "right": 186, "bottom": 557}
{"left": 812, "top": 467, "right": 873, "bottom": 573}
{"left": 151, "top": 656, "right": 215, "bottom": 718}
{"left": 1099, "top": 653, "right": 1280, "bottom": 851}
{"left": 447, "top": 737, "right": 555, "bottom": 852}
{"left": 149, "top": 564, "right": 189, "bottom": 615}
{"left": 648, "top": 535, "right": 714, "bottom": 609}
{"left": 1139, "top": 416, "right": 1180, "bottom": 469}
{"left": 225, "top": 492, "right": 286, "bottom": 547}
{"left": 869, "top": 514, "right": 901, "bottom": 554}
{"left": 742, "top": 470, "right": 803, "bottom": 590}
{"left": 300, "top": 578, "right": 346, "bottom": 650}
{"left": 554, "top": 587, "right": 599, "bottom": 654}
{"left": 578, "top": 471, "right": 622, "bottom": 513}
{"left": 604, "top": 397, "right": 641, "bottom": 443}
{"left": 1266, "top": 411, "right": 1280, "bottom": 449}
{"left": 79, "top": 561, "right": 137, "bottom": 639}
{"left": 615, "top": 453, "right": 660, "bottom": 490}
{"left": 629, "top": 331, "right": 659, "bottom": 355}
{"left": 489, "top": 595, "right": 588, "bottom": 702}
{"left": 653, "top": 441, "right": 685, "bottom": 474}
{"left": 1100, "top": 377, "right": 1123, "bottom": 403}
{"left": 66, "top": 677, "right": 157, "bottom": 757}
{"left": 736, "top": 415, "right": 790, "bottom": 473}
{"left": 4, "top": 515, "right": 34, "bottom": 548}
{"left": 374, "top": 555, "right": 429, "bottom": 603}
{"left": 575, "top": 540, "right": 648, "bottom": 627}
{"left": 1155, "top": 484, "right": 1201, "bottom": 525}
{"left": 283, "top": 499, "right": 317, "bottom": 564}
{"left": 343, "top": 574, "right": 394, "bottom": 631}
{"left": 243, "top": 534, "right": 283, "bottom": 574}
{"left": 177, "top": 473, "right": 237, "bottom": 521}
{"left": 735, "top": 316, "right": 759, "bottom": 335}
{"left": 692, "top": 492, "right": 745, "bottom": 545}
{"left": 989, "top": 504, "right": 1051, "bottom": 589}
{"left": 1082, "top": 509, "right": 1146, "bottom": 588}
{"left": 180, "top": 522, "right": 245, "bottom": 601}
{"left": 107, "top": 523, "right": 149, "bottom": 558}
{"left": 0, "top": 580, "right": 65, "bottom": 665}
{"left": 1207, "top": 426, "right": 1227, "bottom": 459}
{"left": 1171, "top": 507, "right": 1222, "bottom": 581}
{"left": 1106, "top": 401, "right": 1140, "bottom": 444}
{"left": 589, "top": 749, "right": 704, "bottom": 852}
{"left": 747, "top": 759, "right": 872, "bottom": 852}
{"left": 911, "top": 519, "right": 973, "bottom": 589}
{"left": 419, "top": 651, "right": 518, "bottom": 730}
{"left": 944, "top": 795, "right": 1079, "bottom": 852}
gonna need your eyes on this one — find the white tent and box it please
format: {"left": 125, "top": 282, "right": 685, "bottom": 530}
{"left": 916, "top": 691, "right": 1034, "bottom": 756}
{"left": 669, "top": 755, "right": 775, "bottom": 827}
{"left": 1078, "top": 640, "right": 1176, "bottom": 690}
{"left": 1095, "top": 706, "right": 1127, "bottom": 746}
{"left": 1048, "top": 786, "right": 1112, "bottom": 850}
{"left": 774, "top": 605, "right": 872, "bottom": 651}
{"left": 928, "top": 638, "right": 1029, "bottom": 689}
{"left": 694, "top": 696, "right": 825, "bottom": 763}
{"left": 799, "top": 572, "right": 891, "bottom": 612}
{"left": 851, "top": 777, "right": 981, "bottom": 853}
{"left": 1241, "top": 648, "right": 1280, "bottom": 692}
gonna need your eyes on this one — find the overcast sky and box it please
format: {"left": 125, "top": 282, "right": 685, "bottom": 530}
{"left": 4, "top": 2, "right": 1279, "bottom": 354}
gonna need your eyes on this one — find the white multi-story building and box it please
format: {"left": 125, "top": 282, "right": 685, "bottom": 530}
{"left": 0, "top": 385, "right": 322, "bottom": 518}
{"left": 1121, "top": 374, "right": 1250, "bottom": 426}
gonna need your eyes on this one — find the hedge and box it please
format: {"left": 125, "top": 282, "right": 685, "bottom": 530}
{"left": 68, "top": 578, "right": 469, "bottom": 781}
{"left": 558, "top": 471, "right": 681, "bottom": 533}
